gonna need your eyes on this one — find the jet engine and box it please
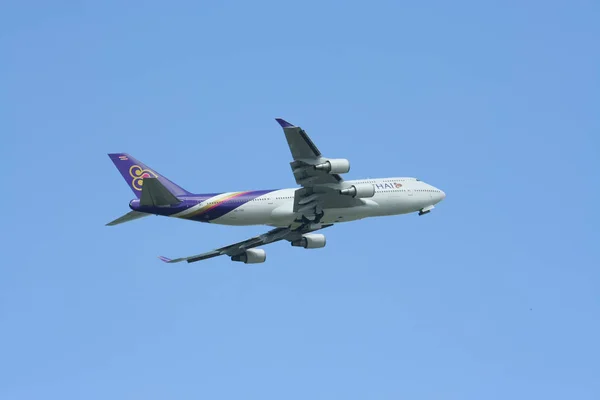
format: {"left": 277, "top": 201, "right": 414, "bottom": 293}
{"left": 231, "top": 248, "right": 266, "bottom": 264}
{"left": 339, "top": 183, "right": 375, "bottom": 198}
{"left": 291, "top": 233, "right": 326, "bottom": 249}
{"left": 313, "top": 159, "right": 350, "bottom": 174}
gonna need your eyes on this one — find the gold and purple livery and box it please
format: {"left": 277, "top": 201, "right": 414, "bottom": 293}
{"left": 107, "top": 118, "right": 446, "bottom": 264}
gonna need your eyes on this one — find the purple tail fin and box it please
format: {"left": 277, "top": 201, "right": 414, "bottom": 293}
{"left": 107, "top": 153, "right": 192, "bottom": 198}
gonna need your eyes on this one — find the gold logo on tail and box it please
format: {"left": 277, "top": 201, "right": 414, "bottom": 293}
{"left": 129, "top": 165, "right": 158, "bottom": 191}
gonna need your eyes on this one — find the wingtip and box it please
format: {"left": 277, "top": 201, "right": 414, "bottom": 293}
{"left": 275, "top": 118, "right": 295, "bottom": 128}
{"left": 158, "top": 256, "right": 172, "bottom": 263}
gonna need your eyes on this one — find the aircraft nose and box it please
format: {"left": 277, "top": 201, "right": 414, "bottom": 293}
{"left": 434, "top": 188, "right": 446, "bottom": 203}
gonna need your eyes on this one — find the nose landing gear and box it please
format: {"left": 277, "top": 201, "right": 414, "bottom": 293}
{"left": 418, "top": 205, "right": 435, "bottom": 216}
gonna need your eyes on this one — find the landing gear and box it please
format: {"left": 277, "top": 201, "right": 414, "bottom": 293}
{"left": 299, "top": 209, "right": 324, "bottom": 224}
{"left": 418, "top": 205, "right": 435, "bottom": 216}
{"left": 314, "top": 210, "right": 325, "bottom": 224}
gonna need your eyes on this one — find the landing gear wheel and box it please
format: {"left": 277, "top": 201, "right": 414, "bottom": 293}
{"left": 314, "top": 210, "right": 325, "bottom": 224}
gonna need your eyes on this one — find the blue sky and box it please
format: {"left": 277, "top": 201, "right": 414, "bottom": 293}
{"left": 1, "top": 1, "right": 599, "bottom": 398}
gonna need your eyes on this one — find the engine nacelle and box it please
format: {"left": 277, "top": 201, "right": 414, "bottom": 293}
{"left": 231, "top": 248, "right": 266, "bottom": 264}
{"left": 339, "top": 183, "right": 375, "bottom": 198}
{"left": 291, "top": 233, "right": 326, "bottom": 249}
{"left": 314, "top": 158, "right": 350, "bottom": 174}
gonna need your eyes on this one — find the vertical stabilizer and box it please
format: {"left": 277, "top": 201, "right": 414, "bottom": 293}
{"left": 107, "top": 153, "right": 192, "bottom": 198}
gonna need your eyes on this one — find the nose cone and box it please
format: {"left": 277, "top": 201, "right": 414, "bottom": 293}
{"left": 434, "top": 188, "right": 446, "bottom": 204}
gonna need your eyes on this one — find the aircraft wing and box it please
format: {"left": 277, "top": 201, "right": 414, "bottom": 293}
{"left": 159, "top": 224, "right": 332, "bottom": 264}
{"left": 276, "top": 118, "right": 365, "bottom": 223}
{"left": 276, "top": 118, "right": 344, "bottom": 186}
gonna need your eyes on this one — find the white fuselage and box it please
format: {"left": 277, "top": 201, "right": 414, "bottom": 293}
{"left": 208, "top": 177, "right": 445, "bottom": 227}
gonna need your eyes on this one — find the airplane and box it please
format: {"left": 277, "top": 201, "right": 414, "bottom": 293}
{"left": 107, "top": 118, "right": 446, "bottom": 264}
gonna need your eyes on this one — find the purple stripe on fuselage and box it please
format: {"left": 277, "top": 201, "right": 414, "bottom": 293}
{"left": 188, "top": 190, "right": 276, "bottom": 222}
{"left": 129, "top": 190, "right": 278, "bottom": 222}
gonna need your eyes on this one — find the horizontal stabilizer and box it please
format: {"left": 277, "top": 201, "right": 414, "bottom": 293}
{"left": 106, "top": 211, "right": 149, "bottom": 226}
{"left": 140, "top": 178, "right": 181, "bottom": 207}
